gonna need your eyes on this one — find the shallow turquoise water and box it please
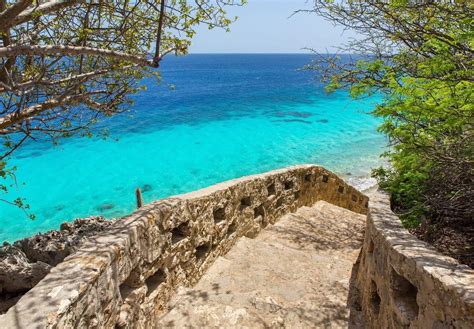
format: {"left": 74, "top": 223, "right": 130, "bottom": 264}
{"left": 0, "top": 54, "right": 386, "bottom": 242}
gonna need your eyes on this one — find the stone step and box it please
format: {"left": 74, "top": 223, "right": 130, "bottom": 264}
{"left": 156, "top": 201, "right": 366, "bottom": 328}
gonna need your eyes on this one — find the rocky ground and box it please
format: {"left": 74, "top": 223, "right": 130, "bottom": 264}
{"left": 412, "top": 219, "right": 474, "bottom": 269}
{"left": 0, "top": 216, "right": 115, "bottom": 313}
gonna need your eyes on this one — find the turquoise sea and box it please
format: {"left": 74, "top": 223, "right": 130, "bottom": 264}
{"left": 0, "top": 54, "right": 386, "bottom": 242}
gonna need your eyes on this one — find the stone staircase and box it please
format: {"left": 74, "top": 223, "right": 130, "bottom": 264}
{"left": 4, "top": 166, "right": 470, "bottom": 328}
{"left": 156, "top": 201, "right": 366, "bottom": 328}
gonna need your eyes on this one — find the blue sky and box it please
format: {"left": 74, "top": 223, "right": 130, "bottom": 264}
{"left": 189, "top": 0, "right": 357, "bottom": 53}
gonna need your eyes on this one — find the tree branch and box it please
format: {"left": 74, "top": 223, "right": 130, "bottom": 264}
{"left": 0, "top": 64, "right": 138, "bottom": 93}
{"left": 0, "top": 44, "right": 155, "bottom": 67}
{"left": 153, "top": 0, "right": 166, "bottom": 67}
{"left": 0, "top": 90, "right": 106, "bottom": 130}
{"left": 0, "top": 0, "right": 84, "bottom": 30}
{"left": 0, "top": 0, "right": 33, "bottom": 30}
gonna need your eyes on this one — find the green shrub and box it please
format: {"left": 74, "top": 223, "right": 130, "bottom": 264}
{"left": 308, "top": 0, "right": 473, "bottom": 228}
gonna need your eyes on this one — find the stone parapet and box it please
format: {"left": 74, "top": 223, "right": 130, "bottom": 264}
{"left": 1, "top": 165, "right": 368, "bottom": 328}
{"left": 350, "top": 191, "right": 474, "bottom": 328}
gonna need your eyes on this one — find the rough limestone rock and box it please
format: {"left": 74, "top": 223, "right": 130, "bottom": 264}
{"left": 0, "top": 216, "right": 116, "bottom": 314}
{"left": 0, "top": 245, "right": 52, "bottom": 313}
{"left": 14, "top": 216, "right": 115, "bottom": 266}
{"left": 0, "top": 245, "right": 51, "bottom": 294}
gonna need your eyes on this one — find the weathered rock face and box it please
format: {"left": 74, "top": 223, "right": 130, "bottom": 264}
{"left": 0, "top": 216, "right": 114, "bottom": 314}
{"left": 0, "top": 245, "right": 52, "bottom": 314}
{"left": 0, "top": 246, "right": 51, "bottom": 294}
{"left": 13, "top": 216, "right": 115, "bottom": 266}
{"left": 349, "top": 190, "right": 474, "bottom": 328}
{"left": 0, "top": 165, "right": 369, "bottom": 328}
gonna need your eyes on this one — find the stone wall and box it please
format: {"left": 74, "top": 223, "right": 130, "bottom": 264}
{"left": 1, "top": 165, "right": 368, "bottom": 328}
{"left": 350, "top": 191, "right": 474, "bottom": 328}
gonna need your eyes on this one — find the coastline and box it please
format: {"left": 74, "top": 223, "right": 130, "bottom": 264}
{"left": 342, "top": 173, "right": 378, "bottom": 193}
{"left": 0, "top": 54, "right": 385, "bottom": 243}
{"left": 347, "top": 176, "right": 378, "bottom": 192}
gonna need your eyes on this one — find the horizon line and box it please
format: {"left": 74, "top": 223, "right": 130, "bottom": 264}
{"left": 184, "top": 52, "right": 357, "bottom": 55}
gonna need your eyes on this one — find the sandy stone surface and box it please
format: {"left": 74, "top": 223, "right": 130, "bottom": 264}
{"left": 156, "top": 201, "right": 366, "bottom": 328}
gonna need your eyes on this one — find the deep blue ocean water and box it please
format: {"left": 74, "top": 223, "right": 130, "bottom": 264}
{"left": 0, "top": 54, "right": 386, "bottom": 242}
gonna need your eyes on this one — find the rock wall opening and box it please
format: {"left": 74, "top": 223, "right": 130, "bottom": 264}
{"left": 213, "top": 207, "right": 226, "bottom": 224}
{"left": 146, "top": 269, "right": 166, "bottom": 297}
{"left": 390, "top": 267, "right": 419, "bottom": 322}
{"left": 171, "top": 222, "right": 190, "bottom": 244}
